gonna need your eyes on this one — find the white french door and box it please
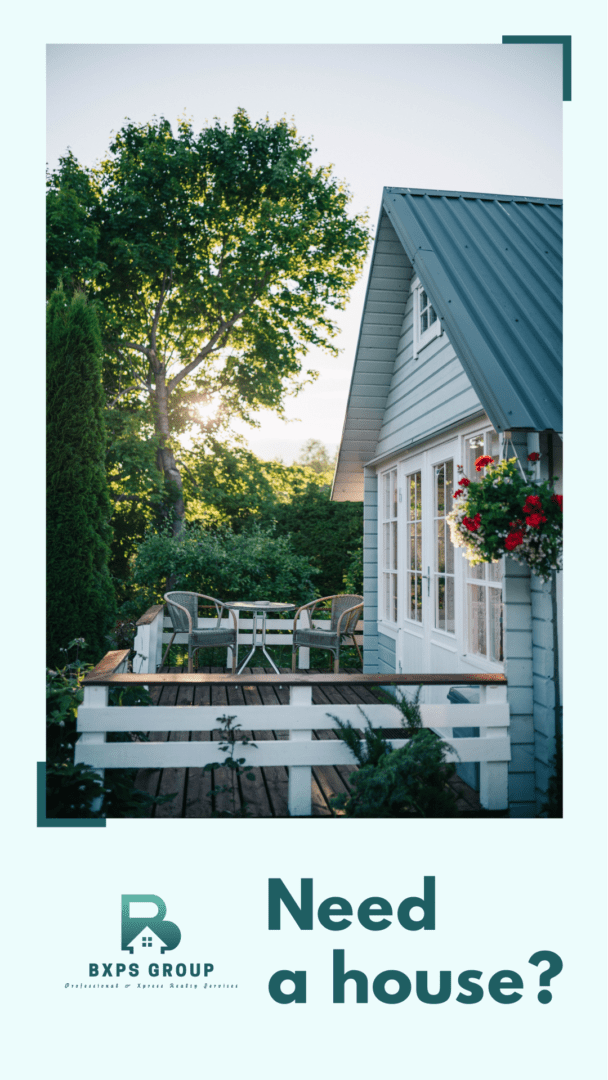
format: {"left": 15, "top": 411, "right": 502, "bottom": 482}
{"left": 398, "top": 438, "right": 461, "bottom": 692}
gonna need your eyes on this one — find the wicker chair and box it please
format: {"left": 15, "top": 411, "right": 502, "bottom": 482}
{"left": 163, "top": 592, "right": 238, "bottom": 673}
{"left": 291, "top": 593, "right": 363, "bottom": 673}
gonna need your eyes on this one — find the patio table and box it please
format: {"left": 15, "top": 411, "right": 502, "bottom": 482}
{"left": 225, "top": 600, "right": 295, "bottom": 675}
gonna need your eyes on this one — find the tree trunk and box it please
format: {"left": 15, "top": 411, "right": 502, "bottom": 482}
{"left": 154, "top": 372, "right": 185, "bottom": 535}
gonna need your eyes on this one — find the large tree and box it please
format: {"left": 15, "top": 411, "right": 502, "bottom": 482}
{"left": 47, "top": 110, "right": 370, "bottom": 532}
{"left": 47, "top": 288, "right": 115, "bottom": 665}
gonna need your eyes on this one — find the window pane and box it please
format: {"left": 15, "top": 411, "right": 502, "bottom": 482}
{"left": 446, "top": 522, "right": 454, "bottom": 574}
{"left": 429, "top": 305, "right": 437, "bottom": 326}
{"left": 421, "top": 311, "right": 428, "bottom": 333}
{"left": 416, "top": 575, "right": 422, "bottom": 621}
{"left": 488, "top": 587, "right": 503, "bottom": 661}
{"left": 420, "top": 289, "right": 427, "bottom": 311}
{"left": 409, "top": 475, "right": 416, "bottom": 520}
{"left": 392, "top": 521, "right": 398, "bottom": 570}
{"left": 468, "top": 584, "right": 486, "bottom": 655}
{"left": 409, "top": 524, "right": 415, "bottom": 572}
{"left": 392, "top": 574, "right": 398, "bottom": 623}
{"left": 436, "top": 577, "right": 445, "bottom": 631}
{"left": 383, "top": 523, "right": 390, "bottom": 569}
{"left": 384, "top": 574, "right": 390, "bottom": 621}
{"left": 436, "top": 519, "right": 445, "bottom": 573}
{"left": 384, "top": 473, "right": 391, "bottom": 517}
{"left": 469, "top": 563, "right": 485, "bottom": 580}
{"left": 392, "top": 470, "right": 398, "bottom": 518}
{"left": 488, "top": 560, "right": 503, "bottom": 582}
{"left": 467, "top": 434, "right": 484, "bottom": 478}
{"left": 415, "top": 526, "right": 422, "bottom": 572}
{"left": 436, "top": 465, "right": 445, "bottom": 514}
{"left": 446, "top": 576, "right": 454, "bottom": 634}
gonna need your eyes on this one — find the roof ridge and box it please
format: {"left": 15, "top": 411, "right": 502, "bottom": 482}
{"left": 384, "top": 186, "right": 562, "bottom": 204}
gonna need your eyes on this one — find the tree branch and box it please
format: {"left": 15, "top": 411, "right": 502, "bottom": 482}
{"left": 166, "top": 310, "right": 245, "bottom": 394}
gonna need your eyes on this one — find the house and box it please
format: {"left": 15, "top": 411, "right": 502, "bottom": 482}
{"left": 332, "top": 187, "right": 562, "bottom": 817}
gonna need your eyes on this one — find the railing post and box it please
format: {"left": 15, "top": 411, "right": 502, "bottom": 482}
{"left": 479, "top": 684, "right": 509, "bottom": 810}
{"left": 133, "top": 621, "right": 151, "bottom": 674}
{"left": 288, "top": 684, "right": 312, "bottom": 815}
{"left": 78, "top": 684, "right": 109, "bottom": 813}
{"left": 154, "top": 607, "right": 164, "bottom": 673}
{"left": 228, "top": 608, "right": 239, "bottom": 671}
{"left": 297, "top": 611, "right": 310, "bottom": 670}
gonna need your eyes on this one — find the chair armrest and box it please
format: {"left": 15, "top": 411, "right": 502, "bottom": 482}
{"left": 336, "top": 603, "right": 364, "bottom": 636}
{"left": 163, "top": 596, "right": 193, "bottom": 633}
{"left": 292, "top": 599, "right": 317, "bottom": 634}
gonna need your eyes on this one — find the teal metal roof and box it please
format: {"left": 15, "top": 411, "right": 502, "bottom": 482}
{"left": 383, "top": 187, "right": 562, "bottom": 432}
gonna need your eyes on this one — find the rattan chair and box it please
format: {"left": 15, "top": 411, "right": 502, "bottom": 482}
{"left": 291, "top": 593, "right": 363, "bottom": 673}
{"left": 163, "top": 592, "right": 238, "bottom": 673}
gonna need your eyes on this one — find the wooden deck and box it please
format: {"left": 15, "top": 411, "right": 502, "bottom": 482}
{"left": 132, "top": 666, "right": 487, "bottom": 818}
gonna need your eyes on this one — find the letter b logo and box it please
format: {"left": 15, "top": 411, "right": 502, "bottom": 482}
{"left": 121, "top": 894, "right": 181, "bottom": 954}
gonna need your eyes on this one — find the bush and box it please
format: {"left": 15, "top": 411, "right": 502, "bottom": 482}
{"left": 330, "top": 692, "right": 458, "bottom": 818}
{"left": 130, "top": 523, "right": 318, "bottom": 612}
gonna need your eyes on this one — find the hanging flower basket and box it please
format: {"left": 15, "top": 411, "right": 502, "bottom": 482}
{"left": 447, "top": 454, "right": 563, "bottom": 583}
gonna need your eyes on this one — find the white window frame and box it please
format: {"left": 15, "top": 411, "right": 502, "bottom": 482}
{"left": 379, "top": 467, "right": 399, "bottom": 625}
{"left": 412, "top": 276, "right": 442, "bottom": 359}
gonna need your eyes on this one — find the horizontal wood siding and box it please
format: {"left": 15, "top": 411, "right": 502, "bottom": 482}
{"left": 375, "top": 281, "right": 482, "bottom": 460}
{"left": 333, "top": 213, "right": 411, "bottom": 501}
{"left": 377, "top": 633, "right": 396, "bottom": 675}
{"left": 503, "top": 553, "right": 536, "bottom": 817}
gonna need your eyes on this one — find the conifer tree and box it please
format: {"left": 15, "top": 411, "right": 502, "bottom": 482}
{"left": 47, "top": 288, "right": 115, "bottom": 665}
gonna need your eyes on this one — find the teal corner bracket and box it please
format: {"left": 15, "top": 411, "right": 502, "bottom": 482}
{"left": 502, "top": 35, "right": 571, "bottom": 101}
{"left": 37, "top": 761, "right": 106, "bottom": 828}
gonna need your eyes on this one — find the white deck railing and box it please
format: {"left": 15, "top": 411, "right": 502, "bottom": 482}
{"left": 132, "top": 604, "right": 364, "bottom": 674}
{"left": 75, "top": 652, "right": 510, "bottom": 815}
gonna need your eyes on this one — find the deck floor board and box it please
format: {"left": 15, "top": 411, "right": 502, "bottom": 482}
{"left": 131, "top": 664, "right": 484, "bottom": 817}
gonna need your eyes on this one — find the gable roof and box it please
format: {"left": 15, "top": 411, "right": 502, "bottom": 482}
{"left": 332, "top": 187, "right": 562, "bottom": 500}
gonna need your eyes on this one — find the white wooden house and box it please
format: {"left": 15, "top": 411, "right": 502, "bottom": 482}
{"left": 332, "top": 188, "right": 562, "bottom": 817}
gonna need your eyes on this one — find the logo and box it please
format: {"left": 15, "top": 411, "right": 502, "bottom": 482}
{"left": 121, "top": 894, "right": 181, "bottom": 954}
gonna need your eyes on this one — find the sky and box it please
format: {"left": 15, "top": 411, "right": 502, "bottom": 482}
{"left": 47, "top": 43, "right": 562, "bottom": 463}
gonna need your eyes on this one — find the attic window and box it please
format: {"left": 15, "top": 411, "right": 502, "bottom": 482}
{"left": 412, "top": 278, "right": 442, "bottom": 357}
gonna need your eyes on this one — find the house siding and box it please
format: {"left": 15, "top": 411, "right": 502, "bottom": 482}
{"left": 374, "top": 280, "right": 483, "bottom": 461}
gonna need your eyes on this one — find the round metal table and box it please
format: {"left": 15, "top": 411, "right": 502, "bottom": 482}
{"left": 225, "top": 601, "right": 295, "bottom": 674}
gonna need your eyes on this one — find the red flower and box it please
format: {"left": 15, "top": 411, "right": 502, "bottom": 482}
{"left": 505, "top": 530, "right": 524, "bottom": 551}
{"left": 509, "top": 519, "right": 524, "bottom": 528}
{"left": 460, "top": 477, "right": 471, "bottom": 487}
{"left": 525, "top": 512, "right": 547, "bottom": 529}
{"left": 453, "top": 490, "right": 463, "bottom": 499}
{"left": 527, "top": 452, "right": 541, "bottom": 462}
{"left": 475, "top": 455, "right": 494, "bottom": 472}
{"left": 551, "top": 493, "right": 563, "bottom": 510}
{"left": 463, "top": 513, "right": 482, "bottom": 532}
{"left": 523, "top": 494, "right": 542, "bottom": 513}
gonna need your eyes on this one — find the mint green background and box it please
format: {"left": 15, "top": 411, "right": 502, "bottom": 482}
{"left": 6, "top": 1, "right": 606, "bottom": 1077}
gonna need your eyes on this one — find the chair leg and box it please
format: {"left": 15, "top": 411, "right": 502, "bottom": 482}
{"left": 352, "top": 634, "right": 363, "bottom": 667}
{"left": 292, "top": 646, "right": 297, "bottom": 672}
{"left": 334, "top": 646, "right": 340, "bottom": 674}
{"left": 188, "top": 641, "right": 193, "bottom": 674}
{"left": 231, "top": 642, "right": 237, "bottom": 675}
{"left": 160, "top": 632, "right": 176, "bottom": 671}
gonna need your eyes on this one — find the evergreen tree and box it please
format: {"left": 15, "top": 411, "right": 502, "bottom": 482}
{"left": 47, "top": 288, "right": 115, "bottom": 666}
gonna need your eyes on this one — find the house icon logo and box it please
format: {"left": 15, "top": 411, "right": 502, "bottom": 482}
{"left": 121, "top": 894, "right": 181, "bottom": 954}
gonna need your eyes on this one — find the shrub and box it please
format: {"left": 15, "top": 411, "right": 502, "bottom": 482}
{"left": 330, "top": 692, "right": 458, "bottom": 818}
{"left": 130, "top": 523, "right": 318, "bottom": 611}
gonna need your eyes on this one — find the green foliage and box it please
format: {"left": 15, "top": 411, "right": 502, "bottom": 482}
{"left": 130, "top": 523, "right": 317, "bottom": 612}
{"left": 46, "top": 642, "right": 175, "bottom": 819}
{"left": 47, "top": 112, "right": 370, "bottom": 525}
{"left": 203, "top": 715, "right": 258, "bottom": 817}
{"left": 270, "top": 482, "right": 363, "bottom": 598}
{"left": 295, "top": 438, "right": 336, "bottom": 477}
{"left": 47, "top": 288, "right": 116, "bottom": 667}
{"left": 448, "top": 457, "right": 563, "bottom": 582}
{"left": 330, "top": 692, "right": 458, "bottom": 818}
